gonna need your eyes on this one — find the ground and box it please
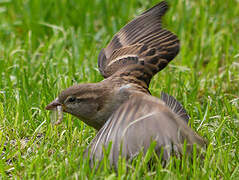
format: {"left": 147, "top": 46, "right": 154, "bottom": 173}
{"left": 0, "top": 0, "right": 239, "bottom": 179}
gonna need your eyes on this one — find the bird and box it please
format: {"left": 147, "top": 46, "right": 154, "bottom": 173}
{"left": 45, "top": 1, "right": 207, "bottom": 167}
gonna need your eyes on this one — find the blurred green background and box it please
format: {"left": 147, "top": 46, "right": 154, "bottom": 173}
{"left": 0, "top": 0, "right": 239, "bottom": 179}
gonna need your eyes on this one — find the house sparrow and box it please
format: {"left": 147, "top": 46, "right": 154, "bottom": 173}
{"left": 46, "top": 1, "right": 206, "bottom": 167}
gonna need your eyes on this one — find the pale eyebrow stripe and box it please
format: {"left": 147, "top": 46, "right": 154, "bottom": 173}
{"left": 75, "top": 97, "right": 95, "bottom": 101}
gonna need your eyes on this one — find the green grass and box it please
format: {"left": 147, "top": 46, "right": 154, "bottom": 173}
{"left": 0, "top": 0, "right": 239, "bottom": 179}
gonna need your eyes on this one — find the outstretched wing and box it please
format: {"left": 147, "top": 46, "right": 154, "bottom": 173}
{"left": 98, "top": 1, "right": 179, "bottom": 80}
{"left": 85, "top": 93, "right": 206, "bottom": 167}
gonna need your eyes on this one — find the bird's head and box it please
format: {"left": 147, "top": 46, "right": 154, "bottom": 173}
{"left": 46, "top": 83, "right": 111, "bottom": 129}
{"left": 45, "top": 82, "right": 130, "bottom": 130}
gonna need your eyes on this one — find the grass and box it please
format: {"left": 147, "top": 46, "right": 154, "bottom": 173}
{"left": 0, "top": 0, "right": 239, "bottom": 179}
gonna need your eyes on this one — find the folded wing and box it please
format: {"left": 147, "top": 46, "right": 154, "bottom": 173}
{"left": 86, "top": 93, "right": 206, "bottom": 167}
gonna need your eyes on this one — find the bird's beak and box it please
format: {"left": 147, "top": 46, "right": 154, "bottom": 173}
{"left": 45, "top": 98, "right": 62, "bottom": 110}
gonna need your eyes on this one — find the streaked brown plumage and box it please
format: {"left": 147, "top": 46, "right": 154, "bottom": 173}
{"left": 46, "top": 1, "right": 206, "bottom": 167}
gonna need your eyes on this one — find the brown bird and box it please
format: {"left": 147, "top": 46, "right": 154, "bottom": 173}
{"left": 46, "top": 1, "right": 206, "bottom": 167}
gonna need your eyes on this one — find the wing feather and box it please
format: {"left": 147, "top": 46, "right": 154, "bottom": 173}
{"left": 86, "top": 93, "right": 206, "bottom": 167}
{"left": 160, "top": 92, "right": 190, "bottom": 122}
{"left": 98, "top": 1, "right": 180, "bottom": 81}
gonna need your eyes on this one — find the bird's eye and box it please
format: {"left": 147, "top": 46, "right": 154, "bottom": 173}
{"left": 67, "top": 96, "right": 76, "bottom": 103}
